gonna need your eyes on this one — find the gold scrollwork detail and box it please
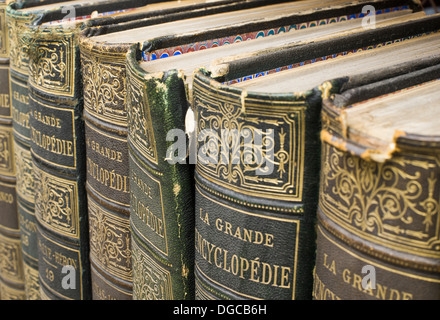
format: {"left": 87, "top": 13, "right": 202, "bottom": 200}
{"left": 320, "top": 143, "right": 440, "bottom": 257}
{"left": 132, "top": 240, "right": 173, "bottom": 300}
{"left": 33, "top": 166, "right": 79, "bottom": 238}
{"left": 126, "top": 73, "right": 157, "bottom": 164}
{"left": 0, "top": 235, "right": 24, "bottom": 282}
{"left": 15, "top": 144, "right": 34, "bottom": 203}
{"left": 0, "top": 128, "right": 14, "bottom": 176}
{"left": 0, "top": 7, "right": 8, "bottom": 58}
{"left": 7, "top": 13, "right": 34, "bottom": 74}
{"left": 194, "top": 81, "right": 304, "bottom": 202}
{"left": 81, "top": 52, "right": 127, "bottom": 125}
{"left": 28, "top": 34, "right": 74, "bottom": 96}
{"left": 88, "top": 199, "right": 132, "bottom": 281}
{"left": 24, "top": 263, "right": 40, "bottom": 300}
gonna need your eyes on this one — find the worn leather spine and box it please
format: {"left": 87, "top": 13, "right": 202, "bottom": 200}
{"left": 0, "top": 0, "right": 26, "bottom": 300}
{"left": 190, "top": 2, "right": 432, "bottom": 300}
{"left": 80, "top": 38, "right": 133, "bottom": 300}
{"left": 313, "top": 72, "right": 440, "bottom": 300}
{"left": 126, "top": 45, "right": 196, "bottom": 300}
{"left": 193, "top": 69, "right": 322, "bottom": 300}
{"left": 24, "top": 0, "right": 144, "bottom": 300}
{"left": 6, "top": 0, "right": 50, "bottom": 300}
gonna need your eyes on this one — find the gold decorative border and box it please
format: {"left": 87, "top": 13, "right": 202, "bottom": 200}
{"left": 194, "top": 78, "right": 305, "bottom": 203}
{"left": 37, "top": 229, "right": 84, "bottom": 300}
{"left": 131, "top": 239, "right": 173, "bottom": 300}
{"left": 28, "top": 32, "right": 75, "bottom": 97}
{"left": 319, "top": 143, "right": 440, "bottom": 258}
{"left": 33, "top": 165, "right": 79, "bottom": 239}
{"left": 81, "top": 48, "right": 127, "bottom": 126}
{"left": 0, "top": 232, "right": 24, "bottom": 283}
{"left": 88, "top": 196, "right": 132, "bottom": 282}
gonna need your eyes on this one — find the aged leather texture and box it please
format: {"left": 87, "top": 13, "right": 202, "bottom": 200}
{"left": 127, "top": 47, "right": 196, "bottom": 300}
{"left": 192, "top": 69, "right": 321, "bottom": 300}
{"left": 314, "top": 64, "right": 440, "bottom": 300}
{"left": 19, "top": 0, "right": 169, "bottom": 300}
{"left": 0, "top": 0, "right": 26, "bottom": 300}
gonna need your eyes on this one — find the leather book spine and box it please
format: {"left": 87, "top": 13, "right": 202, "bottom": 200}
{"left": 192, "top": 70, "right": 322, "bottom": 300}
{"left": 313, "top": 85, "right": 440, "bottom": 300}
{"left": 6, "top": 2, "right": 41, "bottom": 300}
{"left": 0, "top": 0, "right": 25, "bottom": 300}
{"left": 27, "top": 24, "right": 91, "bottom": 300}
{"left": 79, "top": 39, "right": 133, "bottom": 300}
{"left": 127, "top": 46, "right": 195, "bottom": 300}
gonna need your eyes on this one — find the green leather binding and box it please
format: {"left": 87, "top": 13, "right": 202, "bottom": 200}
{"left": 79, "top": 0, "right": 287, "bottom": 300}
{"left": 126, "top": 49, "right": 196, "bottom": 299}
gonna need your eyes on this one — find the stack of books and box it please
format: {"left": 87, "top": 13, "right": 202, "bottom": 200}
{"left": 0, "top": 0, "right": 438, "bottom": 300}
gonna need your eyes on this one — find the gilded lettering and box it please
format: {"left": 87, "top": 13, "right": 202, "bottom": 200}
{"left": 33, "top": 111, "right": 62, "bottom": 128}
{"left": 130, "top": 193, "right": 164, "bottom": 238}
{"left": 31, "top": 127, "right": 74, "bottom": 157}
{"left": 0, "top": 191, "right": 13, "bottom": 204}
{"left": 195, "top": 228, "right": 292, "bottom": 289}
{"left": 0, "top": 94, "right": 9, "bottom": 108}
{"left": 214, "top": 218, "right": 275, "bottom": 248}
{"left": 200, "top": 208, "right": 210, "bottom": 225}
{"left": 323, "top": 253, "right": 337, "bottom": 275}
{"left": 87, "top": 157, "right": 129, "bottom": 193}
{"left": 12, "top": 106, "right": 30, "bottom": 129}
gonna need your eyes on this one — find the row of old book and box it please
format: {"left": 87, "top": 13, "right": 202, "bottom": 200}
{"left": 0, "top": 0, "right": 438, "bottom": 300}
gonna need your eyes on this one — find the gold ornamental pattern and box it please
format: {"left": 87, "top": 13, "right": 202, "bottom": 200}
{"left": 81, "top": 51, "right": 127, "bottom": 126}
{"left": 126, "top": 72, "right": 157, "bottom": 165}
{"left": 14, "top": 143, "right": 34, "bottom": 203}
{"left": 0, "top": 233, "right": 24, "bottom": 283}
{"left": 320, "top": 143, "right": 440, "bottom": 258}
{"left": 0, "top": 127, "right": 14, "bottom": 176}
{"left": 0, "top": 282, "right": 26, "bottom": 300}
{"left": 7, "top": 12, "right": 33, "bottom": 75}
{"left": 23, "top": 263, "right": 40, "bottom": 300}
{"left": 0, "top": 6, "right": 8, "bottom": 58}
{"left": 28, "top": 32, "right": 75, "bottom": 97}
{"left": 132, "top": 240, "right": 173, "bottom": 300}
{"left": 33, "top": 166, "right": 79, "bottom": 239}
{"left": 194, "top": 79, "right": 304, "bottom": 203}
{"left": 88, "top": 197, "right": 132, "bottom": 281}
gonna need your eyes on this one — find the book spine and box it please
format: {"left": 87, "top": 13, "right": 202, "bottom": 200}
{"left": 28, "top": 26, "right": 91, "bottom": 300}
{"left": 6, "top": 4, "right": 41, "bottom": 300}
{"left": 0, "top": 1, "right": 25, "bottom": 300}
{"left": 192, "top": 70, "right": 321, "bottom": 300}
{"left": 79, "top": 39, "right": 133, "bottom": 300}
{"left": 126, "top": 46, "right": 195, "bottom": 300}
{"left": 313, "top": 94, "right": 440, "bottom": 300}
